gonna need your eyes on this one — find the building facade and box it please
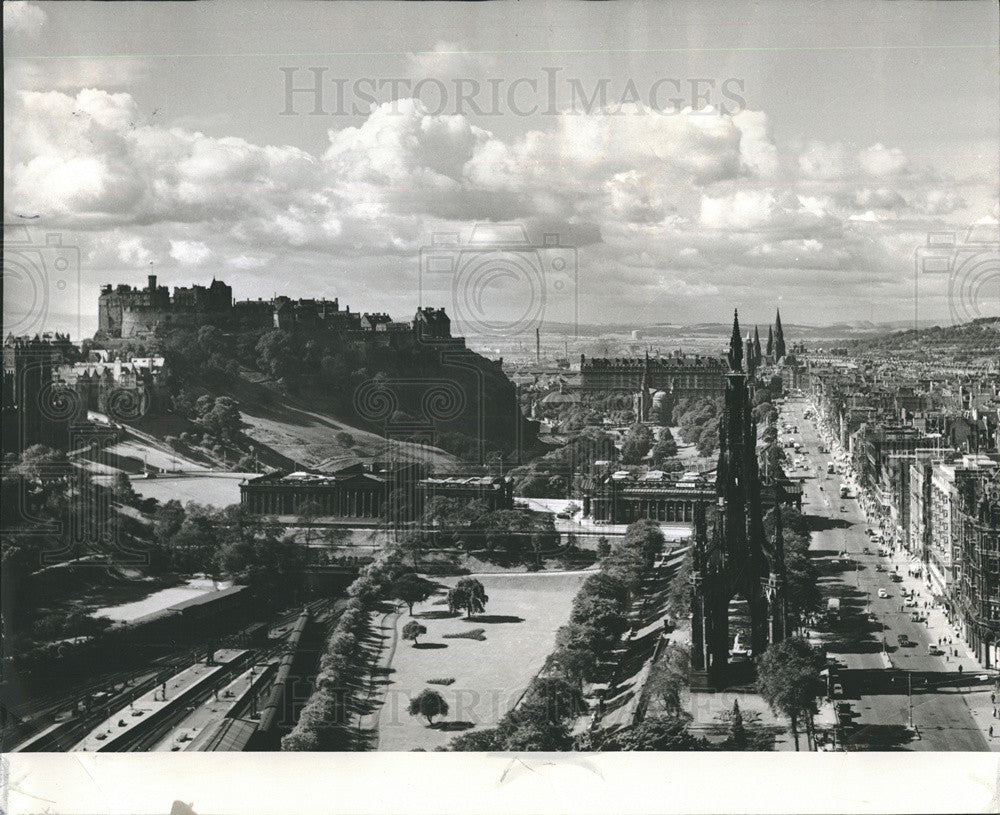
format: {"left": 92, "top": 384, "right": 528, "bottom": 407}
{"left": 579, "top": 352, "right": 727, "bottom": 400}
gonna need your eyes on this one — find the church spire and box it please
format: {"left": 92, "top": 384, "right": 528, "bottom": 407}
{"left": 728, "top": 308, "right": 743, "bottom": 372}
{"left": 773, "top": 308, "right": 786, "bottom": 360}
{"left": 766, "top": 325, "right": 774, "bottom": 357}
{"left": 753, "top": 325, "right": 762, "bottom": 364}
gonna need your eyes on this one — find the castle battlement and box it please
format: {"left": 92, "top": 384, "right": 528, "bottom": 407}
{"left": 96, "top": 275, "right": 455, "bottom": 344}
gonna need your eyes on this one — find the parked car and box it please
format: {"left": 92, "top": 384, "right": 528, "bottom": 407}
{"left": 832, "top": 683, "right": 844, "bottom": 697}
{"left": 877, "top": 588, "right": 889, "bottom": 598}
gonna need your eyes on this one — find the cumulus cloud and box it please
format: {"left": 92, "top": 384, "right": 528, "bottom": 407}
{"left": 227, "top": 254, "right": 268, "bottom": 270}
{"left": 858, "top": 143, "right": 910, "bottom": 177}
{"left": 700, "top": 189, "right": 837, "bottom": 234}
{"left": 169, "top": 240, "right": 212, "bottom": 265}
{"left": 5, "top": 80, "right": 986, "bottom": 324}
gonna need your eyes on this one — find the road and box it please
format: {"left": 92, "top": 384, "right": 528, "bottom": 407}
{"left": 781, "top": 396, "right": 990, "bottom": 751}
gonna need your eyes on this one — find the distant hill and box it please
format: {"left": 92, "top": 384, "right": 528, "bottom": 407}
{"left": 845, "top": 316, "right": 1000, "bottom": 355}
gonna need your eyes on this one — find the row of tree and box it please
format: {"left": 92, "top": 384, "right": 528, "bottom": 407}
{"left": 281, "top": 544, "right": 417, "bottom": 750}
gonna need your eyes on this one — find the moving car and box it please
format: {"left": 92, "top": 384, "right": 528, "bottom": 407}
{"left": 832, "top": 683, "right": 844, "bottom": 697}
{"left": 877, "top": 588, "right": 889, "bottom": 598}
{"left": 928, "top": 645, "right": 944, "bottom": 656}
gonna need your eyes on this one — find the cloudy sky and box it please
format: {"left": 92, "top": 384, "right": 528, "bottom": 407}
{"left": 4, "top": 0, "right": 998, "bottom": 339}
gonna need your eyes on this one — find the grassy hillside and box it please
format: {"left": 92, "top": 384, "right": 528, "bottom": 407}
{"left": 847, "top": 317, "right": 999, "bottom": 357}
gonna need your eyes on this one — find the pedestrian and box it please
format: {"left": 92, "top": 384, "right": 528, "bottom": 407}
{"left": 959, "top": 665, "right": 964, "bottom": 674}
{"left": 991, "top": 726, "right": 994, "bottom": 738}
{"left": 991, "top": 692, "right": 995, "bottom": 704}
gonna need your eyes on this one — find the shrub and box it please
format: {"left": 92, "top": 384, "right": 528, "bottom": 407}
{"left": 441, "top": 628, "right": 486, "bottom": 641}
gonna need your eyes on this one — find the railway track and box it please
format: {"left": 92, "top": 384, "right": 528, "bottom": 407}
{"left": 5, "top": 599, "right": 336, "bottom": 752}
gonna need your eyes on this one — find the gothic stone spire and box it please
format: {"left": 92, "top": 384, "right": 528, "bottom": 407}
{"left": 728, "top": 308, "right": 743, "bottom": 372}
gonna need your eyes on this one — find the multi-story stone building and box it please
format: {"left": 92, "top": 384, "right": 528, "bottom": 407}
{"left": 2, "top": 333, "right": 81, "bottom": 454}
{"left": 929, "top": 461, "right": 958, "bottom": 598}
{"left": 578, "top": 352, "right": 727, "bottom": 401}
{"left": 955, "top": 462, "right": 1000, "bottom": 666}
{"left": 240, "top": 462, "right": 512, "bottom": 520}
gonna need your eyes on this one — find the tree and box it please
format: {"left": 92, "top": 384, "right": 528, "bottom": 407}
{"left": 402, "top": 621, "right": 427, "bottom": 646}
{"left": 450, "top": 577, "right": 488, "bottom": 618}
{"left": 729, "top": 699, "right": 748, "bottom": 749}
{"left": 597, "top": 536, "right": 611, "bottom": 559}
{"left": 664, "top": 549, "right": 692, "bottom": 622}
{"left": 612, "top": 713, "right": 701, "bottom": 750}
{"left": 649, "top": 431, "right": 678, "bottom": 468}
{"left": 620, "top": 423, "right": 653, "bottom": 465}
{"left": 409, "top": 688, "right": 448, "bottom": 725}
{"left": 521, "top": 676, "right": 588, "bottom": 724}
{"left": 755, "top": 636, "right": 824, "bottom": 751}
{"left": 569, "top": 594, "right": 628, "bottom": 650}
{"left": 392, "top": 572, "right": 434, "bottom": 615}
{"left": 646, "top": 643, "right": 690, "bottom": 716}
{"left": 198, "top": 396, "right": 243, "bottom": 441}
{"left": 111, "top": 471, "right": 136, "bottom": 503}
{"left": 620, "top": 519, "right": 665, "bottom": 568}
{"left": 219, "top": 525, "right": 306, "bottom": 610}
{"left": 448, "top": 727, "right": 505, "bottom": 750}
{"left": 298, "top": 500, "right": 323, "bottom": 547}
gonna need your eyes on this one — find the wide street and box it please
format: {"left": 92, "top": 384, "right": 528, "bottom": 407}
{"left": 780, "top": 397, "right": 992, "bottom": 751}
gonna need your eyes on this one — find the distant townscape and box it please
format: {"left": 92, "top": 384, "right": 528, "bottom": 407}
{"left": 3, "top": 268, "right": 999, "bottom": 757}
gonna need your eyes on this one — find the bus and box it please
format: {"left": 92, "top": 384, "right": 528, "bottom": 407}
{"left": 827, "top": 597, "right": 840, "bottom": 622}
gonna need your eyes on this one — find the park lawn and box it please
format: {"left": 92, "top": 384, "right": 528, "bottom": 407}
{"left": 376, "top": 570, "right": 591, "bottom": 751}
{"left": 127, "top": 473, "right": 256, "bottom": 508}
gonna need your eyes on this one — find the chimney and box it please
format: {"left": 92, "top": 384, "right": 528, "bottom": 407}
{"left": 535, "top": 328, "right": 540, "bottom": 364}
{"left": 148, "top": 274, "right": 157, "bottom": 291}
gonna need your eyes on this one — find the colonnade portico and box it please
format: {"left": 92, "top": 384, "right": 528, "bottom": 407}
{"left": 243, "top": 485, "right": 386, "bottom": 518}
{"left": 584, "top": 489, "right": 714, "bottom": 525}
